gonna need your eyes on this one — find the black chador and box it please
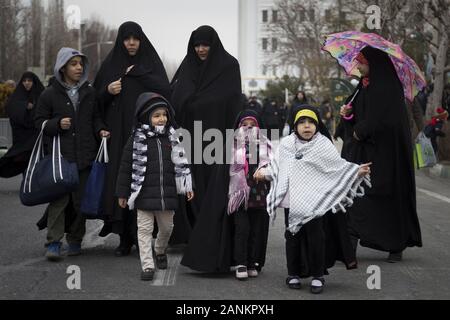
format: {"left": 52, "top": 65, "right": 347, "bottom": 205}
{"left": 94, "top": 21, "right": 170, "bottom": 255}
{"left": 171, "top": 25, "right": 243, "bottom": 272}
{"left": 342, "top": 46, "right": 422, "bottom": 258}
{"left": 0, "top": 72, "right": 44, "bottom": 178}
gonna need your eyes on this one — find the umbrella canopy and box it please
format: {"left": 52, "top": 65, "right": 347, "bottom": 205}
{"left": 322, "top": 31, "right": 426, "bottom": 102}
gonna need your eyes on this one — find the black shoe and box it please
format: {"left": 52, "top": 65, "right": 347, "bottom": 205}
{"left": 310, "top": 277, "right": 325, "bottom": 294}
{"left": 286, "top": 276, "right": 301, "bottom": 290}
{"left": 141, "top": 268, "right": 155, "bottom": 281}
{"left": 387, "top": 251, "right": 403, "bottom": 263}
{"left": 156, "top": 254, "right": 168, "bottom": 270}
{"left": 114, "top": 245, "right": 132, "bottom": 257}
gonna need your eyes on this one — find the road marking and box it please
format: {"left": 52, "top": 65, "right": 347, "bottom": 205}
{"left": 417, "top": 188, "right": 450, "bottom": 204}
{"left": 151, "top": 253, "right": 182, "bottom": 286}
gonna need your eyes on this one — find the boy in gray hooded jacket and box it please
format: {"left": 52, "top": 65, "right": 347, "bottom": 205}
{"left": 35, "top": 47, "right": 109, "bottom": 261}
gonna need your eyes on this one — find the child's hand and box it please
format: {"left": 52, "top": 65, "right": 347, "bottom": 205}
{"left": 118, "top": 198, "right": 127, "bottom": 208}
{"left": 358, "top": 162, "right": 372, "bottom": 177}
{"left": 187, "top": 191, "right": 194, "bottom": 202}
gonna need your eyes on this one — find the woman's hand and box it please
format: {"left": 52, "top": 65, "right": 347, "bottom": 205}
{"left": 108, "top": 78, "right": 122, "bottom": 95}
{"left": 340, "top": 104, "right": 352, "bottom": 117}
{"left": 187, "top": 191, "right": 194, "bottom": 202}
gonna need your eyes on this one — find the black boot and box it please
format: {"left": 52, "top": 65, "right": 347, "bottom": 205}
{"left": 114, "top": 234, "right": 132, "bottom": 257}
{"left": 387, "top": 251, "right": 403, "bottom": 263}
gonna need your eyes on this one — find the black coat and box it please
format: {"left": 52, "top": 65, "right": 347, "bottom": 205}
{"left": 171, "top": 26, "right": 242, "bottom": 271}
{"left": 0, "top": 72, "right": 44, "bottom": 178}
{"left": 343, "top": 46, "right": 422, "bottom": 252}
{"left": 116, "top": 134, "right": 179, "bottom": 211}
{"left": 94, "top": 22, "right": 170, "bottom": 235}
{"left": 34, "top": 81, "right": 105, "bottom": 170}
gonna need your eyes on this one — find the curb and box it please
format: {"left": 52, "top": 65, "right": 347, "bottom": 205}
{"left": 421, "top": 163, "right": 450, "bottom": 179}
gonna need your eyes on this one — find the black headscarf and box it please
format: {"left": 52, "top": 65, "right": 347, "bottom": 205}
{"left": 171, "top": 25, "right": 238, "bottom": 116}
{"left": 292, "top": 105, "right": 332, "bottom": 141}
{"left": 6, "top": 72, "right": 44, "bottom": 107}
{"left": 94, "top": 21, "right": 169, "bottom": 92}
{"left": 0, "top": 72, "right": 43, "bottom": 178}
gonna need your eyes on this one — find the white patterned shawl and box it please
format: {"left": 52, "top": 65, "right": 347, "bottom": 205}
{"left": 266, "top": 132, "right": 371, "bottom": 235}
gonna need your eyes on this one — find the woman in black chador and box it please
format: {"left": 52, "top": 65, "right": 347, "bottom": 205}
{"left": 171, "top": 25, "right": 243, "bottom": 272}
{"left": 0, "top": 72, "right": 44, "bottom": 178}
{"left": 340, "top": 46, "right": 422, "bottom": 262}
{"left": 94, "top": 21, "right": 170, "bottom": 256}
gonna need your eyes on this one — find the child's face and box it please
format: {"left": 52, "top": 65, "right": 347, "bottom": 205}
{"left": 296, "top": 118, "right": 317, "bottom": 140}
{"left": 151, "top": 107, "right": 168, "bottom": 127}
{"left": 62, "top": 56, "right": 84, "bottom": 84}
{"left": 240, "top": 118, "right": 257, "bottom": 129}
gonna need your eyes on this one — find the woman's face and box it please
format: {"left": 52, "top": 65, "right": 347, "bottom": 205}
{"left": 123, "top": 36, "right": 141, "bottom": 56}
{"left": 297, "top": 92, "right": 304, "bottom": 100}
{"left": 357, "top": 62, "right": 370, "bottom": 77}
{"left": 22, "top": 78, "right": 33, "bottom": 91}
{"left": 195, "top": 44, "right": 210, "bottom": 61}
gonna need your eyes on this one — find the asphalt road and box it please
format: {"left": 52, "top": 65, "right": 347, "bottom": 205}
{"left": 1, "top": 169, "right": 450, "bottom": 301}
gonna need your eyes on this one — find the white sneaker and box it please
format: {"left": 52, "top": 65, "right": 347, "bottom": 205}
{"left": 248, "top": 268, "right": 258, "bottom": 278}
{"left": 235, "top": 265, "right": 248, "bottom": 280}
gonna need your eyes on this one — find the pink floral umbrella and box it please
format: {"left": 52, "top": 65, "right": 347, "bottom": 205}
{"left": 322, "top": 31, "right": 427, "bottom": 102}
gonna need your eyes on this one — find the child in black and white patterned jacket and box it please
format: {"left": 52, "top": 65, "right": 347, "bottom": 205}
{"left": 254, "top": 106, "right": 371, "bottom": 294}
{"left": 116, "top": 92, "right": 194, "bottom": 281}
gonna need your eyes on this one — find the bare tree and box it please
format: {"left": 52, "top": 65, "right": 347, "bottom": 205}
{"left": 267, "top": 0, "right": 359, "bottom": 97}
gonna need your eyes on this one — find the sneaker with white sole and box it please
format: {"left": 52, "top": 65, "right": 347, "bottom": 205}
{"left": 247, "top": 268, "right": 258, "bottom": 278}
{"left": 235, "top": 266, "right": 248, "bottom": 280}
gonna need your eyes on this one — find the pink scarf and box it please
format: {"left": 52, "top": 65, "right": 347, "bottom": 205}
{"left": 228, "top": 125, "right": 272, "bottom": 214}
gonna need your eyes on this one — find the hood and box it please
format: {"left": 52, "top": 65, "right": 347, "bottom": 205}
{"left": 54, "top": 47, "right": 89, "bottom": 87}
{"left": 135, "top": 92, "right": 177, "bottom": 128}
{"left": 233, "top": 109, "right": 265, "bottom": 129}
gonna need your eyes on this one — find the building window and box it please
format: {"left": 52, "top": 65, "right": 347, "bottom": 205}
{"left": 272, "top": 10, "right": 278, "bottom": 23}
{"left": 262, "top": 38, "right": 268, "bottom": 50}
{"left": 272, "top": 38, "right": 278, "bottom": 51}
{"left": 299, "top": 10, "right": 306, "bottom": 21}
{"left": 309, "top": 9, "right": 315, "bottom": 21}
{"left": 325, "top": 9, "right": 332, "bottom": 22}
{"left": 262, "top": 65, "right": 268, "bottom": 76}
{"left": 262, "top": 10, "right": 268, "bottom": 23}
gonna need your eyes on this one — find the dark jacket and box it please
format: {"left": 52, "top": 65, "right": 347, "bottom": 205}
{"left": 35, "top": 80, "right": 105, "bottom": 170}
{"left": 115, "top": 134, "right": 179, "bottom": 211}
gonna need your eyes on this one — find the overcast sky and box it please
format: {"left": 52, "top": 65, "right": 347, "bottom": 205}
{"left": 64, "top": 0, "right": 239, "bottom": 64}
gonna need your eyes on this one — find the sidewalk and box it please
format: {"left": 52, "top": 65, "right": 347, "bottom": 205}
{"left": 421, "top": 161, "right": 450, "bottom": 179}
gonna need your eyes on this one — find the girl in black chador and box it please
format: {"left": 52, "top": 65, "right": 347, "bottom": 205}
{"left": 94, "top": 21, "right": 171, "bottom": 256}
{"left": 340, "top": 46, "right": 422, "bottom": 262}
{"left": 171, "top": 25, "right": 243, "bottom": 272}
{"left": 0, "top": 72, "right": 44, "bottom": 178}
